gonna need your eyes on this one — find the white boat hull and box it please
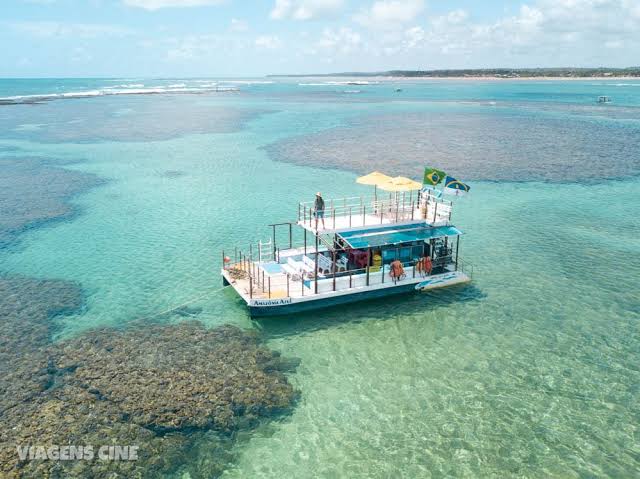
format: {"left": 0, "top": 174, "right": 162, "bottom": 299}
{"left": 223, "top": 268, "right": 471, "bottom": 317}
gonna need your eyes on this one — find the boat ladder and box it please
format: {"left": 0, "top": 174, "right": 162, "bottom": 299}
{"left": 258, "top": 239, "right": 274, "bottom": 263}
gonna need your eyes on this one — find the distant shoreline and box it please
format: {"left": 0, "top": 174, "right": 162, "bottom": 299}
{"left": 387, "top": 76, "right": 640, "bottom": 81}
{"left": 271, "top": 75, "right": 639, "bottom": 82}
{"left": 269, "top": 68, "right": 640, "bottom": 81}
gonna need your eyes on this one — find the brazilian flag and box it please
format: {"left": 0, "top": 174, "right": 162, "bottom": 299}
{"left": 423, "top": 167, "right": 446, "bottom": 186}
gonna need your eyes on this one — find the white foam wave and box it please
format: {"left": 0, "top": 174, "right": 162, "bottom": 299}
{"left": 590, "top": 82, "right": 640, "bottom": 87}
{"left": 0, "top": 93, "right": 59, "bottom": 101}
{"left": 327, "top": 80, "right": 378, "bottom": 85}
{"left": 0, "top": 85, "right": 225, "bottom": 104}
{"left": 299, "top": 80, "right": 378, "bottom": 86}
{"left": 61, "top": 90, "right": 103, "bottom": 98}
{"left": 220, "top": 80, "right": 273, "bottom": 85}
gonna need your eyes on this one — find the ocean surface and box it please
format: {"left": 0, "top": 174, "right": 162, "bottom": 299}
{"left": 1, "top": 78, "right": 639, "bottom": 477}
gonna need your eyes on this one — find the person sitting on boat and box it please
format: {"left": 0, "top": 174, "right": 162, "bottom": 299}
{"left": 415, "top": 256, "right": 428, "bottom": 277}
{"left": 314, "top": 192, "right": 325, "bottom": 229}
{"left": 389, "top": 259, "right": 405, "bottom": 283}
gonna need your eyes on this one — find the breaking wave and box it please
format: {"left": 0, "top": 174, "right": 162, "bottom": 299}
{"left": 0, "top": 85, "right": 231, "bottom": 105}
{"left": 299, "top": 80, "right": 379, "bottom": 86}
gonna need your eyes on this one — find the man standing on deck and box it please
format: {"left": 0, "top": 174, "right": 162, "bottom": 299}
{"left": 314, "top": 192, "right": 325, "bottom": 230}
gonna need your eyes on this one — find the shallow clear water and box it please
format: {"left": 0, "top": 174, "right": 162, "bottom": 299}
{"left": 1, "top": 79, "right": 639, "bottom": 477}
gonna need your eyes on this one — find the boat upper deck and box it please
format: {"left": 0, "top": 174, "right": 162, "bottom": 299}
{"left": 297, "top": 191, "right": 452, "bottom": 234}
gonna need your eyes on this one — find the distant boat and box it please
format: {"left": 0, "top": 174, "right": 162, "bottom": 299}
{"left": 395, "top": 88, "right": 402, "bottom": 92}
{"left": 598, "top": 96, "right": 612, "bottom": 103}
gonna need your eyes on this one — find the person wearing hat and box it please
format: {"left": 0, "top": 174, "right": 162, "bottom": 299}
{"left": 314, "top": 192, "right": 325, "bottom": 229}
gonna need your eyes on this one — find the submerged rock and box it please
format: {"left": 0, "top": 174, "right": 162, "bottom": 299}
{"left": 0, "top": 96, "right": 273, "bottom": 143}
{"left": 161, "top": 170, "right": 186, "bottom": 178}
{"left": 54, "top": 321, "right": 297, "bottom": 434}
{"left": 0, "top": 277, "right": 82, "bottom": 414}
{"left": 0, "top": 277, "right": 298, "bottom": 478}
{"left": 169, "top": 305, "right": 203, "bottom": 317}
{"left": 0, "top": 156, "right": 103, "bottom": 247}
{"left": 265, "top": 109, "right": 640, "bottom": 182}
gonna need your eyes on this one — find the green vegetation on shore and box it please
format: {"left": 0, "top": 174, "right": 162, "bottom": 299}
{"left": 271, "top": 67, "right": 640, "bottom": 78}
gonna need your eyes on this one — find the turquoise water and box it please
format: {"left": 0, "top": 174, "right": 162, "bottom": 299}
{"left": 1, "top": 79, "right": 639, "bottom": 477}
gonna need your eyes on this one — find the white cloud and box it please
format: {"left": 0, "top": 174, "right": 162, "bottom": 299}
{"left": 10, "top": 21, "right": 133, "bottom": 38}
{"left": 355, "top": 0, "right": 424, "bottom": 30}
{"left": 404, "top": 26, "right": 424, "bottom": 48}
{"left": 255, "top": 35, "right": 282, "bottom": 49}
{"left": 432, "top": 8, "right": 468, "bottom": 27}
{"left": 270, "top": 0, "right": 344, "bottom": 21}
{"left": 605, "top": 39, "right": 623, "bottom": 48}
{"left": 123, "top": 0, "right": 224, "bottom": 10}
{"left": 230, "top": 18, "right": 249, "bottom": 32}
{"left": 165, "top": 34, "right": 251, "bottom": 60}
{"left": 71, "top": 47, "right": 93, "bottom": 63}
{"left": 315, "top": 27, "right": 363, "bottom": 54}
{"left": 393, "top": 0, "right": 640, "bottom": 66}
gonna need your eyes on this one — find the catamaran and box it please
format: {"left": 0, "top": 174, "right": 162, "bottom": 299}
{"left": 221, "top": 171, "right": 473, "bottom": 316}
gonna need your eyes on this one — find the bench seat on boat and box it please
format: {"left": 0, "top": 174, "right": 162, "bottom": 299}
{"left": 316, "top": 253, "right": 348, "bottom": 274}
{"left": 281, "top": 262, "right": 302, "bottom": 281}
{"left": 288, "top": 257, "right": 324, "bottom": 278}
{"left": 301, "top": 255, "right": 327, "bottom": 278}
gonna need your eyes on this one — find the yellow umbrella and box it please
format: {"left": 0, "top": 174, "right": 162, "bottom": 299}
{"left": 377, "top": 176, "right": 422, "bottom": 192}
{"left": 356, "top": 171, "right": 393, "bottom": 201}
{"left": 356, "top": 171, "right": 393, "bottom": 186}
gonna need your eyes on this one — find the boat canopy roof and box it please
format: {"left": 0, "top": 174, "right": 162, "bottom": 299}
{"left": 338, "top": 224, "right": 462, "bottom": 249}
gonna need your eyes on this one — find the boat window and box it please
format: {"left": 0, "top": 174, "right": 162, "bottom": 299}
{"left": 380, "top": 245, "right": 419, "bottom": 263}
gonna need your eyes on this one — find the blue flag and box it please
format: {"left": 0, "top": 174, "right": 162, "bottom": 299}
{"left": 443, "top": 176, "right": 470, "bottom": 196}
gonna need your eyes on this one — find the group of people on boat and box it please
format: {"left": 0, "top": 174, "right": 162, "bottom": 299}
{"left": 415, "top": 255, "right": 433, "bottom": 276}
{"left": 389, "top": 255, "right": 432, "bottom": 282}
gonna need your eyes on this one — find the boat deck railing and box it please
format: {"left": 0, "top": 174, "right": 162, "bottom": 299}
{"left": 297, "top": 192, "right": 452, "bottom": 232}
{"left": 223, "top": 253, "right": 468, "bottom": 301}
{"left": 456, "top": 257, "right": 474, "bottom": 279}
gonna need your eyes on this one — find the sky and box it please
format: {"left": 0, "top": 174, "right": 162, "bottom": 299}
{"left": 1, "top": 0, "right": 639, "bottom": 77}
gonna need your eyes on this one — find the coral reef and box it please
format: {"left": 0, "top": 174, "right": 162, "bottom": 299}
{"left": 55, "top": 322, "right": 296, "bottom": 434}
{"left": 0, "top": 157, "right": 103, "bottom": 247}
{"left": 0, "top": 277, "right": 82, "bottom": 414}
{"left": 265, "top": 110, "right": 640, "bottom": 182}
{"left": 0, "top": 277, "right": 298, "bottom": 478}
{"left": 161, "top": 170, "right": 186, "bottom": 178}
{"left": 0, "top": 96, "right": 271, "bottom": 143}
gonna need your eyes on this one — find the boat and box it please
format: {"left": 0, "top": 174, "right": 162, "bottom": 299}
{"left": 221, "top": 172, "right": 473, "bottom": 317}
{"left": 598, "top": 96, "right": 612, "bottom": 103}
